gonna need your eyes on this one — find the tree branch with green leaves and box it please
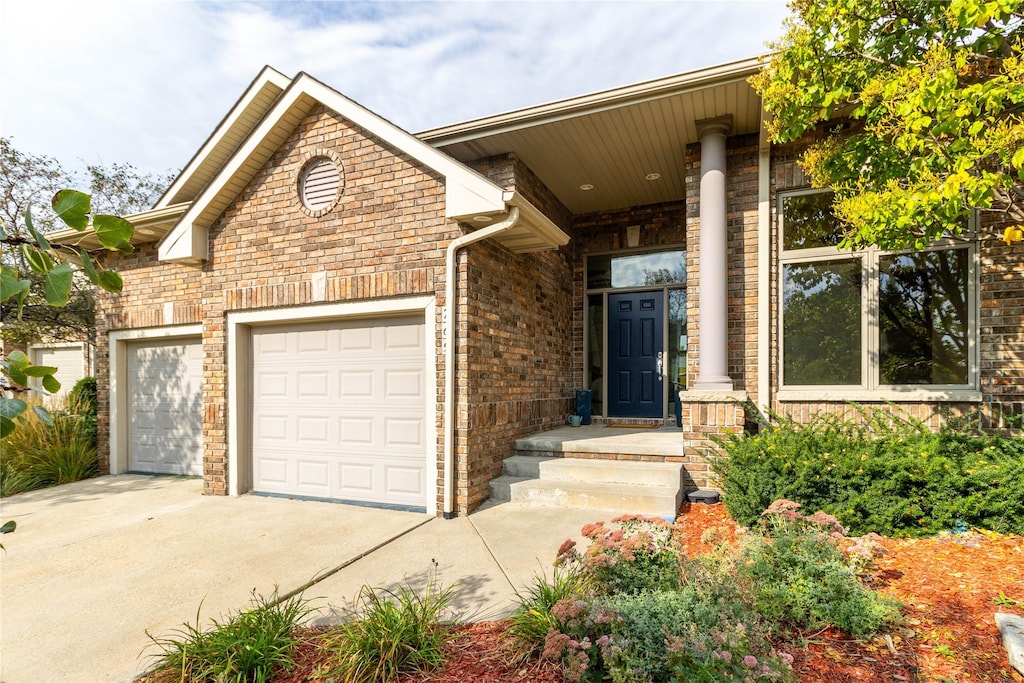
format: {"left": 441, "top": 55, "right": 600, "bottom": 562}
{"left": 752, "top": 0, "right": 1024, "bottom": 250}
{"left": 1, "top": 189, "right": 133, "bottom": 438}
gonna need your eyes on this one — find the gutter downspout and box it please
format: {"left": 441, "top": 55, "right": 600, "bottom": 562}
{"left": 442, "top": 206, "right": 520, "bottom": 519}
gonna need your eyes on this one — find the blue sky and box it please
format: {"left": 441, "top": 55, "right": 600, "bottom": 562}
{"left": 0, "top": 1, "right": 790, "bottom": 178}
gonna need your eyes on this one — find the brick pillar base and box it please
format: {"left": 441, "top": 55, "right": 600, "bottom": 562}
{"left": 678, "top": 391, "right": 751, "bottom": 489}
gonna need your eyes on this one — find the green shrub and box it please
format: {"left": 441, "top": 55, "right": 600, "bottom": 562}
{"left": 146, "top": 589, "right": 312, "bottom": 683}
{"left": 0, "top": 402, "right": 98, "bottom": 496}
{"left": 504, "top": 567, "right": 589, "bottom": 663}
{"left": 712, "top": 408, "right": 1024, "bottom": 537}
{"left": 536, "top": 505, "right": 900, "bottom": 682}
{"left": 67, "top": 377, "right": 98, "bottom": 447}
{"left": 67, "top": 376, "right": 97, "bottom": 416}
{"left": 322, "top": 580, "right": 456, "bottom": 682}
{"left": 736, "top": 501, "right": 901, "bottom": 638}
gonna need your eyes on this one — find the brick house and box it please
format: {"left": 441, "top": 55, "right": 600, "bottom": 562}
{"left": 56, "top": 58, "right": 1023, "bottom": 517}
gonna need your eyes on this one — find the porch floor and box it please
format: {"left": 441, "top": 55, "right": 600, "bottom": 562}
{"left": 515, "top": 424, "right": 684, "bottom": 458}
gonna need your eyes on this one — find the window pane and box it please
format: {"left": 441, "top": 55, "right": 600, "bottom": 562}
{"left": 781, "top": 192, "right": 843, "bottom": 250}
{"left": 667, "top": 289, "right": 687, "bottom": 395}
{"left": 783, "top": 259, "right": 862, "bottom": 385}
{"left": 879, "top": 249, "right": 969, "bottom": 385}
{"left": 587, "top": 294, "right": 604, "bottom": 415}
{"left": 587, "top": 249, "right": 685, "bottom": 289}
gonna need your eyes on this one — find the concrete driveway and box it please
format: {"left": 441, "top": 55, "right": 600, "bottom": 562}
{"left": 0, "top": 474, "right": 602, "bottom": 683}
{"left": 0, "top": 475, "right": 428, "bottom": 682}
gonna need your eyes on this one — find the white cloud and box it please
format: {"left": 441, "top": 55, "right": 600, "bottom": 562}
{"left": 0, "top": 0, "right": 789, "bottom": 178}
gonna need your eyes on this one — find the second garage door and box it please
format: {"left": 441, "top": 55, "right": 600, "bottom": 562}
{"left": 127, "top": 338, "right": 204, "bottom": 475}
{"left": 251, "top": 316, "right": 427, "bottom": 507}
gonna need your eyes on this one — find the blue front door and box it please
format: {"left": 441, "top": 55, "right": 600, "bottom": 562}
{"left": 608, "top": 291, "right": 664, "bottom": 418}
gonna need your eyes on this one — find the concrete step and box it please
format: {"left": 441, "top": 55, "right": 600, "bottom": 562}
{"left": 514, "top": 425, "right": 684, "bottom": 458}
{"left": 502, "top": 455, "right": 683, "bottom": 488}
{"left": 488, "top": 475, "right": 681, "bottom": 518}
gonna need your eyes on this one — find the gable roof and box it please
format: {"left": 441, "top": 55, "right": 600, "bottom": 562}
{"left": 159, "top": 70, "right": 566, "bottom": 263}
{"left": 156, "top": 66, "right": 292, "bottom": 210}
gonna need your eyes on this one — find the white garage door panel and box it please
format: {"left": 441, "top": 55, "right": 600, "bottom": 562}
{"left": 32, "top": 345, "right": 85, "bottom": 399}
{"left": 128, "top": 339, "right": 203, "bottom": 476}
{"left": 251, "top": 316, "right": 427, "bottom": 507}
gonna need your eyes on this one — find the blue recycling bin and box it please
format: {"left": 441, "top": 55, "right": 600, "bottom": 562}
{"left": 575, "top": 390, "right": 592, "bottom": 426}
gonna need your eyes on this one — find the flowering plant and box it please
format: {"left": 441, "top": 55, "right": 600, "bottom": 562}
{"left": 555, "top": 514, "right": 684, "bottom": 594}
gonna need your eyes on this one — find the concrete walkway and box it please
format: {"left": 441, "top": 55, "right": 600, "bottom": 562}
{"left": 0, "top": 475, "right": 605, "bottom": 682}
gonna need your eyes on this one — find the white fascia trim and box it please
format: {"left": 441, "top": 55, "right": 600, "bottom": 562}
{"left": 28, "top": 341, "right": 84, "bottom": 351}
{"left": 160, "top": 72, "right": 507, "bottom": 263}
{"left": 226, "top": 296, "right": 437, "bottom": 515}
{"left": 47, "top": 202, "right": 191, "bottom": 249}
{"left": 108, "top": 325, "right": 202, "bottom": 476}
{"left": 159, "top": 222, "right": 209, "bottom": 263}
{"left": 419, "top": 55, "right": 765, "bottom": 144}
{"left": 156, "top": 66, "right": 291, "bottom": 209}
{"left": 506, "top": 192, "right": 571, "bottom": 249}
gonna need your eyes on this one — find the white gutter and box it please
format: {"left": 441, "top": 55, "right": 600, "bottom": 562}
{"left": 442, "top": 206, "right": 520, "bottom": 518}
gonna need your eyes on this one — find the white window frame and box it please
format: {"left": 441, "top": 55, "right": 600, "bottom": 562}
{"left": 776, "top": 189, "right": 981, "bottom": 403}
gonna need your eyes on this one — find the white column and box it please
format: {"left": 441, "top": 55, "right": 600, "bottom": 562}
{"left": 693, "top": 116, "right": 733, "bottom": 392}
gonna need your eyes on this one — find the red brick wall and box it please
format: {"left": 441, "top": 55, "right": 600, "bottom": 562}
{"left": 93, "top": 244, "right": 203, "bottom": 471}
{"left": 98, "top": 105, "right": 455, "bottom": 499}
{"left": 460, "top": 241, "right": 573, "bottom": 511}
{"left": 460, "top": 154, "right": 574, "bottom": 512}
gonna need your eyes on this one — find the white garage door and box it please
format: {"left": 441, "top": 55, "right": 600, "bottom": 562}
{"left": 251, "top": 316, "right": 426, "bottom": 507}
{"left": 127, "top": 339, "right": 203, "bottom": 475}
{"left": 31, "top": 344, "right": 86, "bottom": 400}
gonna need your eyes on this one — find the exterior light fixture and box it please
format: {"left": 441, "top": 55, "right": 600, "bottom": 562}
{"left": 579, "top": 183, "right": 594, "bottom": 191}
{"left": 645, "top": 172, "right": 661, "bottom": 181}
{"left": 626, "top": 225, "right": 641, "bottom": 248}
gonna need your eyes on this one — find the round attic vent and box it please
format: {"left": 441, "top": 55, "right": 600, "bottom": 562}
{"left": 298, "top": 154, "right": 343, "bottom": 215}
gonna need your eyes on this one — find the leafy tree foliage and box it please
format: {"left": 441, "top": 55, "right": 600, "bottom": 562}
{"left": 0, "top": 184, "right": 134, "bottom": 436}
{"left": 752, "top": 0, "right": 1024, "bottom": 249}
{"left": 0, "top": 138, "right": 172, "bottom": 436}
{"left": 0, "top": 138, "right": 173, "bottom": 351}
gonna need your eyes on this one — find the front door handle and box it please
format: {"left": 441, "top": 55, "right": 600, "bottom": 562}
{"left": 656, "top": 352, "right": 664, "bottom": 381}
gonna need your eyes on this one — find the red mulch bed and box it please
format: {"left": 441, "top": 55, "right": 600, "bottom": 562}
{"left": 275, "top": 621, "right": 562, "bottom": 683}
{"left": 677, "top": 502, "right": 1024, "bottom": 683}
{"left": 154, "top": 503, "right": 1024, "bottom": 682}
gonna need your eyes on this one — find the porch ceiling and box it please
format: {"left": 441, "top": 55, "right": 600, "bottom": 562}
{"left": 420, "top": 57, "right": 765, "bottom": 216}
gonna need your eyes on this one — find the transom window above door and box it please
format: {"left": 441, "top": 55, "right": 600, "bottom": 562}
{"left": 587, "top": 249, "right": 685, "bottom": 289}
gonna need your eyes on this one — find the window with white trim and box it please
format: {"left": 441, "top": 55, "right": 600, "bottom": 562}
{"left": 778, "top": 190, "right": 977, "bottom": 393}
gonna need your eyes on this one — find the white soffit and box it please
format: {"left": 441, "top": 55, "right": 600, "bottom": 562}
{"left": 420, "top": 56, "right": 767, "bottom": 215}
